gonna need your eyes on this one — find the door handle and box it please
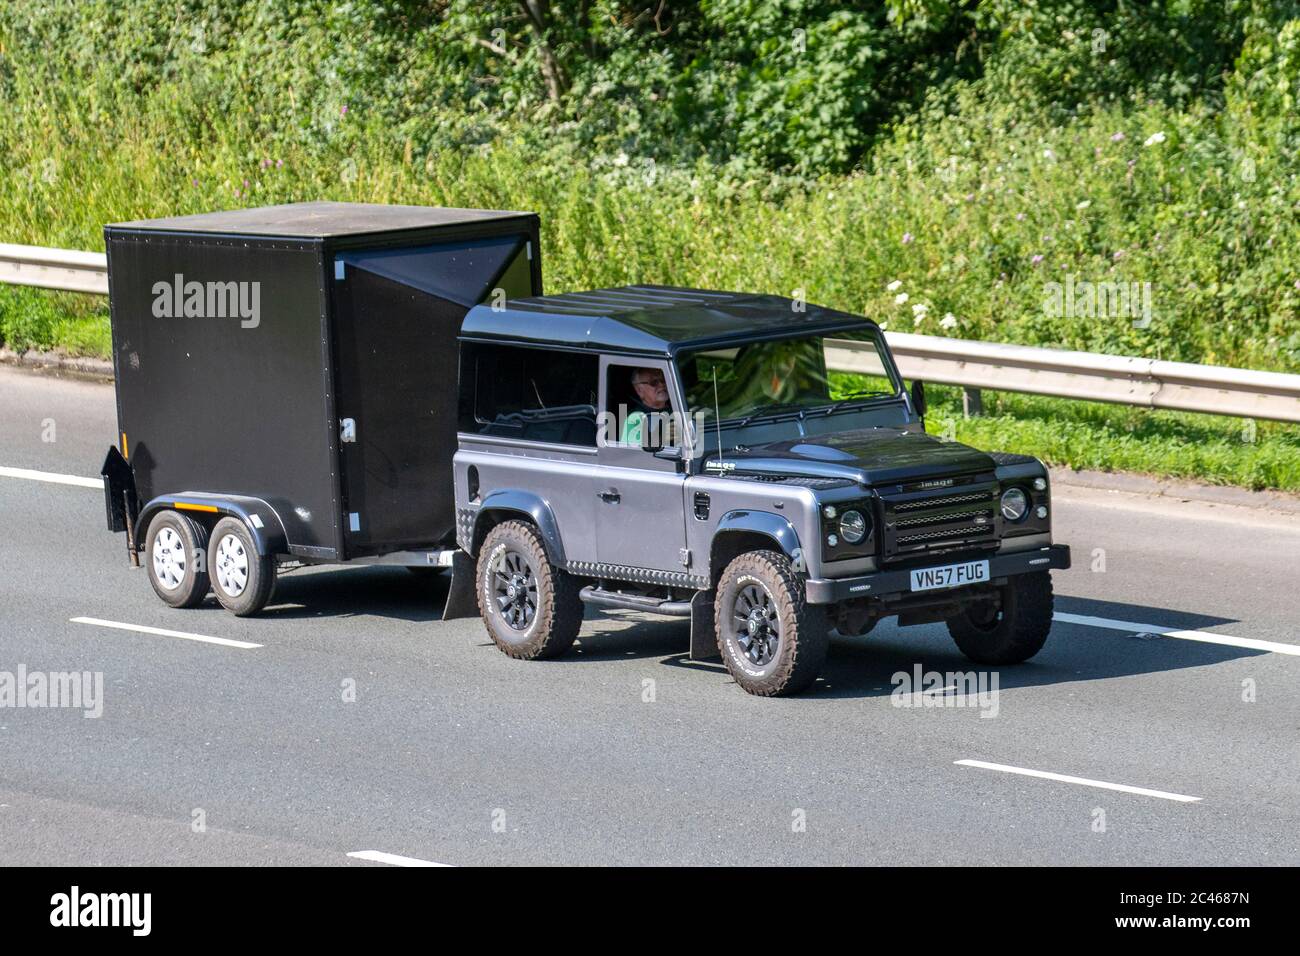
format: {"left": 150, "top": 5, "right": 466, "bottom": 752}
{"left": 597, "top": 490, "right": 621, "bottom": 503}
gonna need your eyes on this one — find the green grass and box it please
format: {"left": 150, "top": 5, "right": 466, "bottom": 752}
{"left": 0, "top": 286, "right": 111, "bottom": 358}
{"left": 925, "top": 387, "right": 1300, "bottom": 493}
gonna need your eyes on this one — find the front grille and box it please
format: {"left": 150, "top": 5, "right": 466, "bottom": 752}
{"left": 894, "top": 491, "right": 992, "bottom": 512}
{"left": 878, "top": 479, "right": 999, "bottom": 561}
{"left": 897, "top": 525, "right": 995, "bottom": 545}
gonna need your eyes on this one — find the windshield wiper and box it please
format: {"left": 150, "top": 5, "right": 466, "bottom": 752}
{"left": 736, "top": 402, "right": 810, "bottom": 427}
{"left": 820, "top": 390, "right": 893, "bottom": 412}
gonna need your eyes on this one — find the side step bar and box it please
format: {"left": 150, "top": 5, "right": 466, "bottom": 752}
{"left": 579, "top": 586, "right": 692, "bottom": 617}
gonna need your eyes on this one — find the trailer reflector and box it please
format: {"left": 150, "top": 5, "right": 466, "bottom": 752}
{"left": 174, "top": 501, "right": 219, "bottom": 513}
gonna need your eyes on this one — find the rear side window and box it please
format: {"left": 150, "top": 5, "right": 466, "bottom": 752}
{"left": 460, "top": 344, "right": 598, "bottom": 447}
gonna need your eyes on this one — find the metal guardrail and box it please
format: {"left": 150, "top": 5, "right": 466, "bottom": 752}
{"left": 3, "top": 242, "right": 1299, "bottom": 423}
{"left": 830, "top": 334, "right": 1300, "bottom": 424}
{"left": 0, "top": 243, "right": 108, "bottom": 295}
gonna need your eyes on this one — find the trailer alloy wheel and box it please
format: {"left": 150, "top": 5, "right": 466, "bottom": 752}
{"left": 715, "top": 550, "right": 828, "bottom": 697}
{"left": 145, "top": 511, "right": 210, "bottom": 608}
{"left": 476, "top": 520, "right": 583, "bottom": 660}
{"left": 946, "top": 570, "right": 1054, "bottom": 664}
{"left": 207, "top": 517, "right": 276, "bottom": 616}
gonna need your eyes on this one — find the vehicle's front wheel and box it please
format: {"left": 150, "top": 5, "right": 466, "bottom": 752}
{"left": 715, "top": 550, "right": 828, "bottom": 696}
{"left": 476, "top": 520, "right": 583, "bottom": 660}
{"left": 145, "top": 510, "right": 210, "bottom": 608}
{"left": 947, "top": 571, "right": 1054, "bottom": 664}
{"left": 207, "top": 517, "right": 277, "bottom": 616}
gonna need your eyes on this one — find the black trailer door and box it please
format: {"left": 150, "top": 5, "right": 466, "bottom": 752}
{"left": 330, "top": 237, "right": 535, "bottom": 556}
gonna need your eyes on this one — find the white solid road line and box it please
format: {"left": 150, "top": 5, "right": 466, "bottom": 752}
{"left": 70, "top": 616, "right": 263, "bottom": 650}
{"left": 1054, "top": 611, "right": 1300, "bottom": 657}
{"left": 347, "top": 850, "right": 452, "bottom": 868}
{"left": 0, "top": 465, "right": 100, "bottom": 489}
{"left": 955, "top": 759, "right": 1202, "bottom": 803}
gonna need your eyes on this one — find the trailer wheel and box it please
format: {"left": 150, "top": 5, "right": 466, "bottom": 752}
{"left": 715, "top": 550, "right": 828, "bottom": 697}
{"left": 208, "top": 517, "right": 276, "bottom": 616}
{"left": 477, "top": 520, "right": 582, "bottom": 660}
{"left": 947, "top": 571, "right": 1054, "bottom": 664}
{"left": 145, "top": 511, "right": 210, "bottom": 608}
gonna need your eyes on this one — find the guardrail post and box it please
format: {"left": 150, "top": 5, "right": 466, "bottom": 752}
{"left": 962, "top": 387, "right": 983, "bottom": 418}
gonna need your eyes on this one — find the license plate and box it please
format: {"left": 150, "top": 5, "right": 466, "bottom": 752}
{"left": 909, "top": 559, "right": 989, "bottom": 592}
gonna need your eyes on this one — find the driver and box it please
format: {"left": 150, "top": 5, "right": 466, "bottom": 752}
{"left": 621, "top": 367, "right": 675, "bottom": 446}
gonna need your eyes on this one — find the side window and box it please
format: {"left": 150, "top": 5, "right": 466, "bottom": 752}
{"left": 460, "top": 345, "right": 598, "bottom": 446}
{"left": 604, "top": 362, "right": 677, "bottom": 450}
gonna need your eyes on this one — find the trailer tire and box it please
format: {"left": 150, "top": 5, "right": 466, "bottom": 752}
{"left": 715, "top": 550, "right": 828, "bottom": 696}
{"left": 208, "top": 517, "right": 276, "bottom": 617}
{"left": 947, "top": 571, "right": 1053, "bottom": 664}
{"left": 477, "top": 520, "right": 582, "bottom": 660}
{"left": 145, "top": 511, "right": 210, "bottom": 608}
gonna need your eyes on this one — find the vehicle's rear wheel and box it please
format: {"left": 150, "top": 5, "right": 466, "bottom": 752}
{"left": 207, "top": 517, "right": 277, "bottom": 616}
{"left": 476, "top": 520, "right": 583, "bottom": 660}
{"left": 715, "top": 550, "right": 828, "bottom": 696}
{"left": 145, "top": 511, "right": 210, "bottom": 608}
{"left": 947, "top": 571, "right": 1054, "bottom": 664}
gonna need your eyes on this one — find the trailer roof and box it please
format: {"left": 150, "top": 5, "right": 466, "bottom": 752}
{"left": 461, "top": 285, "right": 876, "bottom": 355}
{"left": 106, "top": 201, "right": 535, "bottom": 239}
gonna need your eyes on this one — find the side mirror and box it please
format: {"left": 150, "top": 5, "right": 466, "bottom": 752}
{"left": 910, "top": 380, "right": 927, "bottom": 419}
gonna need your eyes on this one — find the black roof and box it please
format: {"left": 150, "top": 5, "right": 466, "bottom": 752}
{"left": 106, "top": 201, "right": 535, "bottom": 239}
{"left": 460, "top": 285, "right": 875, "bottom": 356}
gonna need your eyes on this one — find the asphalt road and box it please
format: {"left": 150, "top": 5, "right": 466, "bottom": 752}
{"left": 1, "top": 363, "right": 1298, "bottom": 866}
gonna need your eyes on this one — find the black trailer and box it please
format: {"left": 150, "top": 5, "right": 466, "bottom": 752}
{"left": 101, "top": 201, "right": 540, "bottom": 615}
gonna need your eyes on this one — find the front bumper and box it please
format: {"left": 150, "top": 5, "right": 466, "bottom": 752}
{"left": 804, "top": 544, "right": 1071, "bottom": 605}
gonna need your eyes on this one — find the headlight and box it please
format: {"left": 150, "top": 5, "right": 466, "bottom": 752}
{"left": 840, "top": 509, "right": 868, "bottom": 544}
{"left": 1000, "top": 487, "right": 1029, "bottom": 522}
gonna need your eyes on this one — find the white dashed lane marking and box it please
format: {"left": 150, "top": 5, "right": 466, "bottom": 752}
{"left": 955, "top": 759, "right": 1202, "bottom": 803}
{"left": 0, "top": 465, "right": 101, "bottom": 489}
{"left": 347, "top": 850, "right": 452, "bottom": 867}
{"left": 1055, "top": 612, "right": 1300, "bottom": 657}
{"left": 71, "top": 617, "right": 262, "bottom": 650}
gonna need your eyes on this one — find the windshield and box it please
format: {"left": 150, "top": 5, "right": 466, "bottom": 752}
{"left": 677, "top": 327, "right": 900, "bottom": 428}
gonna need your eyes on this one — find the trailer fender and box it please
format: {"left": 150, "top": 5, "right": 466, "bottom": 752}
{"left": 710, "top": 511, "right": 804, "bottom": 583}
{"left": 137, "top": 493, "right": 289, "bottom": 557}
{"left": 471, "top": 490, "right": 566, "bottom": 566}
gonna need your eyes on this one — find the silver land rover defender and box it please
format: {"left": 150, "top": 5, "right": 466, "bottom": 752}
{"left": 454, "top": 285, "right": 1071, "bottom": 696}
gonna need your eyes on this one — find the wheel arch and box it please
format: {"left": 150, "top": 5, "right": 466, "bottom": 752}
{"left": 137, "top": 493, "right": 289, "bottom": 557}
{"left": 710, "top": 510, "right": 803, "bottom": 586}
{"left": 470, "top": 490, "right": 566, "bottom": 567}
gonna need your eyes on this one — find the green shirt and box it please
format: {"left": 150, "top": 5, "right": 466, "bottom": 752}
{"left": 621, "top": 410, "right": 648, "bottom": 445}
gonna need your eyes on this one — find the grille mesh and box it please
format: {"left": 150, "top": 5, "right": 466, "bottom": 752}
{"left": 893, "top": 490, "right": 992, "bottom": 511}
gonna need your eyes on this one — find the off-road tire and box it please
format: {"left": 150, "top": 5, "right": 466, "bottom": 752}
{"left": 477, "top": 520, "right": 583, "bottom": 660}
{"left": 145, "top": 510, "right": 210, "bottom": 608}
{"left": 715, "top": 550, "right": 828, "bottom": 696}
{"left": 947, "top": 570, "right": 1054, "bottom": 664}
{"left": 207, "top": 516, "right": 277, "bottom": 617}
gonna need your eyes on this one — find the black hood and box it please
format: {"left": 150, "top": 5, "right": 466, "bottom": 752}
{"left": 704, "top": 427, "right": 995, "bottom": 487}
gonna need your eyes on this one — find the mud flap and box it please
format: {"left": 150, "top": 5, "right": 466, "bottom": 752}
{"left": 441, "top": 549, "right": 480, "bottom": 621}
{"left": 689, "top": 590, "right": 720, "bottom": 661}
